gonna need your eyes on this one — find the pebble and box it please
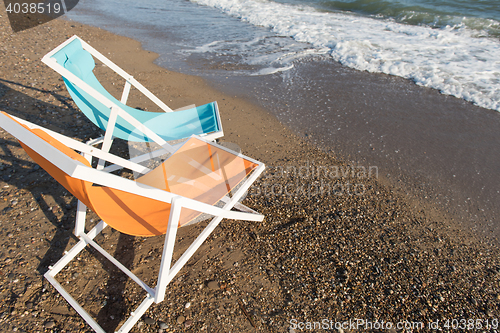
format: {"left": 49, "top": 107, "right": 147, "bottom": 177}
{"left": 43, "top": 320, "right": 55, "bottom": 328}
{"left": 176, "top": 315, "right": 185, "bottom": 324}
{"left": 144, "top": 317, "right": 155, "bottom": 325}
{"left": 207, "top": 281, "right": 219, "bottom": 290}
{"left": 185, "top": 302, "right": 191, "bottom": 309}
{"left": 184, "top": 319, "right": 193, "bottom": 328}
{"left": 159, "top": 321, "right": 168, "bottom": 329}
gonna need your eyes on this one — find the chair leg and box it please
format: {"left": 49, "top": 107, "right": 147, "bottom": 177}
{"left": 44, "top": 220, "right": 109, "bottom": 332}
{"left": 115, "top": 295, "right": 155, "bottom": 333}
{"left": 154, "top": 197, "right": 182, "bottom": 303}
{"left": 44, "top": 274, "right": 106, "bottom": 333}
{"left": 219, "top": 195, "right": 258, "bottom": 214}
{"left": 153, "top": 198, "right": 226, "bottom": 304}
{"left": 97, "top": 106, "right": 118, "bottom": 170}
{"left": 74, "top": 200, "right": 87, "bottom": 236}
{"left": 167, "top": 215, "right": 224, "bottom": 290}
{"left": 44, "top": 219, "right": 158, "bottom": 333}
{"left": 153, "top": 189, "right": 261, "bottom": 304}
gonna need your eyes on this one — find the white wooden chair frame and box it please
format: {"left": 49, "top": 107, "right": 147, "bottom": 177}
{"left": 0, "top": 112, "right": 263, "bottom": 333}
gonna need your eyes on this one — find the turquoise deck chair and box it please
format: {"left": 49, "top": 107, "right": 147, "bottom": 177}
{"left": 42, "top": 36, "right": 223, "bottom": 155}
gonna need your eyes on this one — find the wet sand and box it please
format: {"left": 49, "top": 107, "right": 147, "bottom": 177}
{"left": 206, "top": 59, "right": 500, "bottom": 243}
{"left": 0, "top": 13, "right": 499, "bottom": 333}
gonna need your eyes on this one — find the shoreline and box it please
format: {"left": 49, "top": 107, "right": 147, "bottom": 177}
{"left": 203, "top": 59, "right": 500, "bottom": 245}
{"left": 1, "top": 13, "right": 499, "bottom": 333}
{"left": 64, "top": 2, "right": 500, "bottom": 242}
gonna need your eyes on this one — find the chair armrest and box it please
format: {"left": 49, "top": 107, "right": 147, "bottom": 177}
{"left": 177, "top": 196, "right": 265, "bottom": 222}
{"left": 72, "top": 166, "right": 263, "bottom": 222}
{"left": 6, "top": 114, "right": 152, "bottom": 174}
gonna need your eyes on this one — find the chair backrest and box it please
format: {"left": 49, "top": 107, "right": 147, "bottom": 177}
{"left": 0, "top": 112, "right": 256, "bottom": 237}
{"left": 48, "top": 38, "right": 219, "bottom": 142}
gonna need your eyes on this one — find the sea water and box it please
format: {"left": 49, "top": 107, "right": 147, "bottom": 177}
{"left": 67, "top": 0, "right": 500, "bottom": 112}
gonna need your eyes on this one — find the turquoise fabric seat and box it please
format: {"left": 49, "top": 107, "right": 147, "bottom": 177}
{"left": 49, "top": 38, "right": 219, "bottom": 142}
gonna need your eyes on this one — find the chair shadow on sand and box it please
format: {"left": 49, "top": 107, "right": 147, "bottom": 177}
{"left": 0, "top": 80, "right": 137, "bottom": 331}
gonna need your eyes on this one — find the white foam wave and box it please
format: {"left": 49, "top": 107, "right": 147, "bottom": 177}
{"left": 252, "top": 64, "right": 295, "bottom": 76}
{"left": 190, "top": 0, "right": 500, "bottom": 112}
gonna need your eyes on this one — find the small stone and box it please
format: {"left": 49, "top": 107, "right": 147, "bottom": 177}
{"left": 144, "top": 317, "right": 155, "bottom": 325}
{"left": 185, "top": 302, "right": 191, "bottom": 309}
{"left": 159, "top": 322, "right": 168, "bottom": 329}
{"left": 207, "top": 281, "right": 218, "bottom": 290}
{"left": 177, "top": 315, "right": 185, "bottom": 324}
{"left": 43, "top": 320, "right": 55, "bottom": 328}
{"left": 184, "top": 320, "right": 193, "bottom": 328}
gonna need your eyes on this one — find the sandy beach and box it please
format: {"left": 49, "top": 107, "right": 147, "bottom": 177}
{"left": 1, "top": 10, "right": 500, "bottom": 333}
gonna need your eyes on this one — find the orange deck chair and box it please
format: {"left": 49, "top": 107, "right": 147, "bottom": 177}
{"left": 0, "top": 111, "right": 264, "bottom": 333}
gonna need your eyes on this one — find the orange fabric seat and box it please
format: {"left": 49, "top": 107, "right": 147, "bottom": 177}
{"left": 10, "top": 113, "right": 257, "bottom": 236}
